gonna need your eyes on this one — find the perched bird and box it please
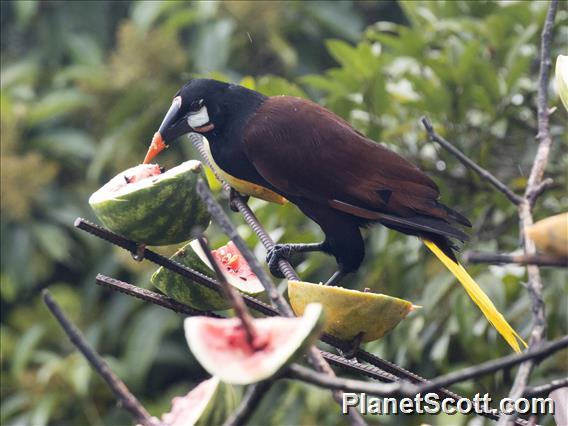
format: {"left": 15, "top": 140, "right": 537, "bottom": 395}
{"left": 143, "top": 78, "right": 525, "bottom": 352}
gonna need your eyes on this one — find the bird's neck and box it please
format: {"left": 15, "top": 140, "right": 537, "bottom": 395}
{"left": 204, "top": 88, "right": 272, "bottom": 190}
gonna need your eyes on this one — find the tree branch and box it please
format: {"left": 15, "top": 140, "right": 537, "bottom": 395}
{"left": 287, "top": 335, "right": 568, "bottom": 397}
{"left": 463, "top": 251, "right": 568, "bottom": 268}
{"left": 420, "top": 116, "right": 522, "bottom": 205}
{"left": 42, "top": 290, "right": 159, "bottom": 426}
{"left": 95, "top": 273, "right": 222, "bottom": 318}
{"left": 223, "top": 381, "right": 273, "bottom": 426}
{"left": 499, "top": 1, "right": 559, "bottom": 424}
{"left": 523, "top": 378, "right": 568, "bottom": 398}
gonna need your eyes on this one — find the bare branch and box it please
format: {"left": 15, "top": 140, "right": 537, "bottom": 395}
{"left": 289, "top": 336, "right": 568, "bottom": 397}
{"left": 420, "top": 116, "right": 522, "bottom": 205}
{"left": 42, "top": 290, "right": 159, "bottom": 426}
{"left": 500, "top": 1, "right": 559, "bottom": 424}
{"left": 523, "top": 378, "right": 568, "bottom": 398}
{"left": 464, "top": 251, "right": 568, "bottom": 268}
{"left": 95, "top": 274, "right": 222, "bottom": 318}
{"left": 527, "top": 178, "right": 554, "bottom": 207}
{"left": 223, "top": 381, "right": 273, "bottom": 426}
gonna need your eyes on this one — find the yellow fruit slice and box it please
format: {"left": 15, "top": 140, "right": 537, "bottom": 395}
{"left": 526, "top": 212, "right": 568, "bottom": 256}
{"left": 556, "top": 55, "right": 568, "bottom": 112}
{"left": 288, "top": 280, "right": 415, "bottom": 343}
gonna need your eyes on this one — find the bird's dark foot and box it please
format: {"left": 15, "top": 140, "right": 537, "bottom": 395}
{"left": 229, "top": 188, "right": 249, "bottom": 212}
{"left": 266, "top": 244, "right": 294, "bottom": 278}
{"left": 266, "top": 242, "right": 328, "bottom": 278}
{"left": 339, "top": 332, "right": 365, "bottom": 359}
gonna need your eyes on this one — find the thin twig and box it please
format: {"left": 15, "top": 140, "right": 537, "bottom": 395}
{"left": 196, "top": 236, "right": 260, "bottom": 349}
{"left": 287, "top": 335, "right": 568, "bottom": 397}
{"left": 223, "top": 381, "right": 273, "bottom": 426}
{"left": 527, "top": 178, "right": 554, "bottom": 207}
{"left": 463, "top": 251, "right": 568, "bottom": 268}
{"left": 42, "top": 290, "right": 159, "bottom": 426}
{"left": 94, "top": 274, "right": 223, "bottom": 318}
{"left": 420, "top": 116, "right": 522, "bottom": 205}
{"left": 194, "top": 179, "right": 367, "bottom": 426}
{"left": 499, "top": 1, "right": 558, "bottom": 424}
{"left": 523, "top": 378, "right": 568, "bottom": 398}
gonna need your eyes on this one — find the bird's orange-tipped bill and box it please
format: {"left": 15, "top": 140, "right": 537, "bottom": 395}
{"left": 143, "top": 132, "right": 167, "bottom": 164}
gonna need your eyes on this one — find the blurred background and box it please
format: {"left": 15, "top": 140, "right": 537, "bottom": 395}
{"left": 1, "top": 1, "right": 567, "bottom": 425}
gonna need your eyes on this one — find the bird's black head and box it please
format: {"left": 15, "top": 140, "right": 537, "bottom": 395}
{"left": 143, "top": 78, "right": 265, "bottom": 164}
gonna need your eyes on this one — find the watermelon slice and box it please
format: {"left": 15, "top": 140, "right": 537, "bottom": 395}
{"left": 184, "top": 303, "right": 324, "bottom": 385}
{"left": 160, "top": 377, "right": 238, "bottom": 426}
{"left": 288, "top": 280, "right": 416, "bottom": 343}
{"left": 89, "top": 161, "right": 210, "bottom": 246}
{"left": 151, "top": 239, "right": 265, "bottom": 311}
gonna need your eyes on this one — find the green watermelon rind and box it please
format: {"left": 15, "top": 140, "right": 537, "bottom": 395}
{"left": 151, "top": 240, "right": 265, "bottom": 311}
{"left": 88, "top": 160, "right": 211, "bottom": 246}
{"left": 184, "top": 303, "right": 325, "bottom": 385}
{"left": 197, "top": 378, "right": 239, "bottom": 426}
{"left": 152, "top": 241, "right": 229, "bottom": 311}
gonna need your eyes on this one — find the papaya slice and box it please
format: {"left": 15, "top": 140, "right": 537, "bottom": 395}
{"left": 288, "top": 280, "right": 416, "bottom": 343}
{"left": 526, "top": 212, "right": 568, "bottom": 256}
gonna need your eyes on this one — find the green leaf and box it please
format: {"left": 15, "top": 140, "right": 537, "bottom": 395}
{"left": 255, "top": 76, "right": 307, "bottom": 98}
{"left": 11, "top": 325, "right": 45, "bottom": 379}
{"left": 122, "top": 306, "right": 178, "bottom": 389}
{"left": 325, "top": 39, "right": 358, "bottom": 69}
{"left": 31, "top": 224, "right": 71, "bottom": 263}
{"left": 11, "top": 0, "right": 38, "bottom": 26}
{"left": 192, "top": 19, "right": 235, "bottom": 72}
{"left": 26, "top": 90, "right": 94, "bottom": 126}
{"left": 31, "top": 129, "right": 97, "bottom": 161}
{"left": 131, "top": 1, "right": 179, "bottom": 33}
{"left": 29, "top": 394, "right": 58, "bottom": 426}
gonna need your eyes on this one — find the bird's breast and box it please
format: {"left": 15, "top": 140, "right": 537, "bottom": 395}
{"left": 201, "top": 137, "right": 287, "bottom": 205}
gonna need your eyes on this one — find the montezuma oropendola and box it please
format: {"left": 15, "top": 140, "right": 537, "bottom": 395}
{"left": 143, "top": 78, "right": 525, "bottom": 352}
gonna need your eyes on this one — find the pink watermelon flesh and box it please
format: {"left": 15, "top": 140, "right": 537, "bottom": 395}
{"left": 110, "top": 164, "right": 163, "bottom": 192}
{"left": 211, "top": 241, "right": 257, "bottom": 284}
{"left": 161, "top": 378, "right": 214, "bottom": 425}
{"left": 194, "top": 317, "right": 301, "bottom": 375}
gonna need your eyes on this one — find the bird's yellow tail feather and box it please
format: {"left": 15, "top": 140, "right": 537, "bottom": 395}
{"left": 423, "top": 240, "right": 527, "bottom": 353}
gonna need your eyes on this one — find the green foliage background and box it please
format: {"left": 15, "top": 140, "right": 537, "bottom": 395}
{"left": 1, "top": 1, "right": 566, "bottom": 425}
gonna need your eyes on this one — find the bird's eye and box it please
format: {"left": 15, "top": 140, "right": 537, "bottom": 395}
{"left": 190, "top": 99, "right": 204, "bottom": 112}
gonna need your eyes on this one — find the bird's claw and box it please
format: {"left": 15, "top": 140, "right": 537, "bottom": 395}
{"left": 229, "top": 188, "right": 249, "bottom": 212}
{"left": 266, "top": 244, "right": 293, "bottom": 278}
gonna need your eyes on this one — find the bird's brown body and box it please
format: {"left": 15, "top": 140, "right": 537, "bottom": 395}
{"left": 232, "top": 96, "right": 469, "bottom": 273}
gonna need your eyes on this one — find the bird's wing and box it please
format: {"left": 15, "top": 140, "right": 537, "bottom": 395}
{"left": 243, "top": 96, "right": 452, "bottom": 222}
